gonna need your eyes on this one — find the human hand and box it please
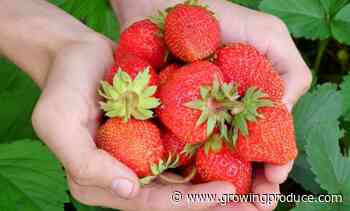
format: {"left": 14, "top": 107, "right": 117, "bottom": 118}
{"left": 31, "top": 34, "right": 235, "bottom": 211}
{"left": 111, "top": 0, "right": 312, "bottom": 210}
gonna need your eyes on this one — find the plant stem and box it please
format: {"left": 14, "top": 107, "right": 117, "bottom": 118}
{"left": 159, "top": 168, "right": 197, "bottom": 184}
{"left": 313, "top": 39, "right": 329, "bottom": 74}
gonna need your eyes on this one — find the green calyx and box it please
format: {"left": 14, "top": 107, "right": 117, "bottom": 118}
{"left": 184, "top": 76, "right": 244, "bottom": 140}
{"left": 181, "top": 143, "right": 202, "bottom": 158}
{"left": 149, "top": 0, "right": 213, "bottom": 30}
{"left": 229, "top": 87, "right": 274, "bottom": 146}
{"left": 149, "top": 10, "right": 167, "bottom": 30}
{"left": 99, "top": 68, "right": 160, "bottom": 122}
{"left": 139, "top": 153, "right": 179, "bottom": 185}
{"left": 204, "top": 134, "right": 223, "bottom": 156}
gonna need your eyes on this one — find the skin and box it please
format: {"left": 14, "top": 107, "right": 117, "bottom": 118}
{"left": 0, "top": 0, "right": 311, "bottom": 210}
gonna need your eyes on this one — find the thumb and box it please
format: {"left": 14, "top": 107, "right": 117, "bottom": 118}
{"left": 32, "top": 104, "right": 140, "bottom": 199}
{"left": 67, "top": 148, "right": 140, "bottom": 199}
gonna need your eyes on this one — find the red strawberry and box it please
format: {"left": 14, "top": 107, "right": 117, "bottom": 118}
{"left": 104, "top": 53, "right": 158, "bottom": 86}
{"left": 159, "top": 64, "right": 179, "bottom": 85}
{"left": 157, "top": 61, "right": 241, "bottom": 144}
{"left": 164, "top": 2, "right": 220, "bottom": 62}
{"left": 196, "top": 136, "right": 252, "bottom": 194}
{"left": 161, "top": 128, "right": 198, "bottom": 166}
{"left": 235, "top": 104, "right": 297, "bottom": 164}
{"left": 96, "top": 118, "right": 164, "bottom": 177}
{"left": 116, "top": 19, "right": 166, "bottom": 69}
{"left": 214, "top": 43, "right": 284, "bottom": 101}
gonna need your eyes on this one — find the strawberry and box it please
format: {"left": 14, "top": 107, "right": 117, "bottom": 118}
{"left": 196, "top": 135, "right": 252, "bottom": 194}
{"left": 161, "top": 127, "right": 199, "bottom": 166}
{"left": 214, "top": 43, "right": 284, "bottom": 101}
{"left": 159, "top": 64, "right": 179, "bottom": 85}
{"left": 157, "top": 61, "right": 242, "bottom": 144}
{"left": 96, "top": 118, "right": 165, "bottom": 177}
{"left": 116, "top": 19, "right": 166, "bottom": 69}
{"left": 99, "top": 69, "right": 160, "bottom": 121}
{"left": 164, "top": 1, "right": 221, "bottom": 62}
{"left": 235, "top": 104, "right": 297, "bottom": 164}
{"left": 104, "top": 53, "right": 158, "bottom": 86}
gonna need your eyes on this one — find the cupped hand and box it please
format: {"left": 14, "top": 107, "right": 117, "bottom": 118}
{"left": 31, "top": 35, "right": 235, "bottom": 211}
{"left": 113, "top": 0, "right": 312, "bottom": 210}
{"left": 194, "top": 1, "right": 312, "bottom": 210}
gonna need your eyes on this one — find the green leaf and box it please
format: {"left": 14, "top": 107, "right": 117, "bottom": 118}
{"left": 332, "top": 4, "right": 350, "bottom": 45}
{"left": 59, "top": 0, "right": 120, "bottom": 40}
{"left": 289, "top": 153, "right": 323, "bottom": 193}
{"left": 305, "top": 122, "right": 350, "bottom": 195}
{"left": 48, "top": 0, "right": 66, "bottom": 6}
{"left": 291, "top": 202, "right": 335, "bottom": 211}
{"left": 340, "top": 74, "right": 350, "bottom": 121}
{"left": 291, "top": 83, "right": 342, "bottom": 193}
{"left": 320, "top": 0, "right": 349, "bottom": 16}
{"left": 0, "top": 59, "right": 40, "bottom": 143}
{"left": 259, "top": 0, "right": 331, "bottom": 39}
{"left": 0, "top": 140, "right": 69, "bottom": 211}
{"left": 293, "top": 83, "right": 342, "bottom": 151}
{"left": 229, "top": 0, "right": 262, "bottom": 9}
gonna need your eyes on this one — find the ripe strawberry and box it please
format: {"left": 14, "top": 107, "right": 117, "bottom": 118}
{"left": 214, "top": 43, "right": 284, "bottom": 101}
{"left": 159, "top": 64, "right": 179, "bottom": 85}
{"left": 161, "top": 127, "right": 198, "bottom": 166}
{"left": 196, "top": 136, "right": 252, "bottom": 194}
{"left": 116, "top": 19, "right": 166, "bottom": 69}
{"left": 104, "top": 53, "right": 158, "bottom": 86}
{"left": 164, "top": 2, "right": 221, "bottom": 62}
{"left": 157, "top": 61, "right": 241, "bottom": 144}
{"left": 235, "top": 104, "right": 297, "bottom": 164}
{"left": 96, "top": 118, "right": 164, "bottom": 177}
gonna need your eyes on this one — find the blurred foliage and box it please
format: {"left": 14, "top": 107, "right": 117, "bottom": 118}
{"left": 0, "top": 0, "right": 350, "bottom": 211}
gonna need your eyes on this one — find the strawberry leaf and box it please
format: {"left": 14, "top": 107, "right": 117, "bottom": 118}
{"left": 291, "top": 202, "right": 337, "bottom": 211}
{"left": 340, "top": 73, "right": 350, "bottom": 121}
{"left": 320, "top": 0, "right": 349, "bottom": 16}
{"left": 300, "top": 123, "right": 350, "bottom": 210}
{"left": 291, "top": 83, "right": 342, "bottom": 193}
{"left": 229, "top": 0, "right": 262, "bottom": 9}
{"left": 0, "top": 140, "right": 69, "bottom": 211}
{"left": 57, "top": 0, "right": 120, "bottom": 40}
{"left": 259, "top": 0, "right": 331, "bottom": 40}
{"left": 0, "top": 59, "right": 40, "bottom": 143}
{"left": 331, "top": 4, "right": 350, "bottom": 45}
{"left": 305, "top": 122, "right": 347, "bottom": 194}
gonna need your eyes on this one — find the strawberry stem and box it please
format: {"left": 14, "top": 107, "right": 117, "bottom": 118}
{"left": 158, "top": 168, "right": 197, "bottom": 184}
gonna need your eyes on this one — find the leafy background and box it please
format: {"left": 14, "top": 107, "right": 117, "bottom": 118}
{"left": 0, "top": 0, "right": 350, "bottom": 210}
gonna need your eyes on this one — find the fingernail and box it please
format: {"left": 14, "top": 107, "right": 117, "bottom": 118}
{"left": 112, "top": 178, "right": 134, "bottom": 199}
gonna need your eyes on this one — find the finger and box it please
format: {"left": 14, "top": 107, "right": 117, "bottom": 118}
{"left": 138, "top": 181, "right": 236, "bottom": 211}
{"left": 252, "top": 169, "right": 280, "bottom": 211}
{"left": 69, "top": 178, "right": 236, "bottom": 211}
{"left": 33, "top": 97, "right": 140, "bottom": 199}
{"left": 265, "top": 160, "right": 294, "bottom": 184}
{"left": 208, "top": 2, "right": 312, "bottom": 109}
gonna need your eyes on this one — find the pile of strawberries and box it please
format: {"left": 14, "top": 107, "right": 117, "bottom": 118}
{"left": 96, "top": 0, "right": 297, "bottom": 194}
